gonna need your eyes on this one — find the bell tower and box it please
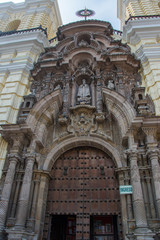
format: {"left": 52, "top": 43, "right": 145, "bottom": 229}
{"left": 118, "top": 0, "right": 160, "bottom": 115}
{"left": 118, "top": 0, "right": 160, "bottom": 29}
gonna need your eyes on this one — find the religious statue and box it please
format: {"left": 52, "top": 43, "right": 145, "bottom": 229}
{"left": 77, "top": 79, "right": 91, "bottom": 104}
{"left": 107, "top": 80, "right": 115, "bottom": 90}
{"left": 54, "top": 84, "right": 61, "bottom": 90}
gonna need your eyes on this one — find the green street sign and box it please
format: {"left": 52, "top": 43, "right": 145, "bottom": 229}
{"left": 120, "top": 185, "right": 133, "bottom": 194}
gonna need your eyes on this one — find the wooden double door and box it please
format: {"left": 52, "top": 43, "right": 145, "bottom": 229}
{"left": 43, "top": 147, "right": 122, "bottom": 240}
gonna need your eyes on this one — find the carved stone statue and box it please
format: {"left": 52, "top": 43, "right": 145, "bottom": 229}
{"left": 54, "top": 84, "right": 61, "bottom": 90}
{"left": 77, "top": 79, "right": 91, "bottom": 104}
{"left": 107, "top": 80, "right": 115, "bottom": 90}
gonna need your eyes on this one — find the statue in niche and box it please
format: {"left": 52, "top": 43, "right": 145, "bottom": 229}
{"left": 77, "top": 79, "right": 91, "bottom": 105}
{"left": 107, "top": 80, "right": 115, "bottom": 90}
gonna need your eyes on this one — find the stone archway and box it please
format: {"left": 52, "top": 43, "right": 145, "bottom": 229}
{"left": 43, "top": 147, "right": 123, "bottom": 240}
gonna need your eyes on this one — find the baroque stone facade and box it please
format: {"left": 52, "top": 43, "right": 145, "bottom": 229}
{"left": 0, "top": 19, "right": 160, "bottom": 240}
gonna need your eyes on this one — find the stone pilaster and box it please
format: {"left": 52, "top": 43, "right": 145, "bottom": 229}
{"left": 0, "top": 154, "right": 19, "bottom": 232}
{"left": 15, "top": 153, "right": 36, "bottom": 228}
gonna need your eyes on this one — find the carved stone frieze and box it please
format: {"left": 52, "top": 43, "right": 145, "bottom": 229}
{"left": 30, "top": 73, "right": 70, "bottom": 101}
{"left": 142, "top": 127, "right": 157, "bottom": 138}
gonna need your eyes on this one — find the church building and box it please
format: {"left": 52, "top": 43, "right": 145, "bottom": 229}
{"left": 0, "top": 0, "right": 160, "bottom": 240}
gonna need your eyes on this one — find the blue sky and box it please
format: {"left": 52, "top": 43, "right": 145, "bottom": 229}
{"left": 0, "top": 0, "right": 120, "bottom": 30}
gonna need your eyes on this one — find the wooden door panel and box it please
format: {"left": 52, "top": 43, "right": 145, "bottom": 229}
{"left": 43, "top": 147, "right": 122, "bottom": 240}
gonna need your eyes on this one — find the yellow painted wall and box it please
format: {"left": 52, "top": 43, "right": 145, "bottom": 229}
{"left": 125, "top": 0, "right": 160, "bottom": 21}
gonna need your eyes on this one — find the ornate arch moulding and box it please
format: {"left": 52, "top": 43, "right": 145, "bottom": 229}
{"left": 102, "top": 88, "right": 136, "bottom": 137}
{"left": 43, "top": 136, "right": 123, "bottom": 171}
{"left": 26, "top": 89, "right": 62, "bottom": 133}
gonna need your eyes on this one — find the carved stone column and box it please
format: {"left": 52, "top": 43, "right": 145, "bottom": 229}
{"left": 35, "top": 172, "right": 50, "bottom": 239}
{"left": 0, "top": 154, "right": 19, "bottom": 231}
{"left": 128, "top": 150, "right": 148, "bottom": 229}
{"left": 147, "top": 149, "right": 160, "bottom": 218}
{"left": 15, "top": 153, "right": 36, "bottom": 228}
{"left": 146, "top": 175, "right": 156, "bottom": 219}
{"left": 142, "top": 127, "right": 160, "bottom": 218}
{"left": 128, "top": 150, "right": 155, "bottom": 239}
{"left": 10, "top": 173, "right": 22, "bottom": 218}
{"left": 28, "top": 173, "right": 40, "bottom": 230}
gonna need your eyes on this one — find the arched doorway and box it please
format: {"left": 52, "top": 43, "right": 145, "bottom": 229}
{"left": 43, "top": 147, "right": 122, "bottom": 240}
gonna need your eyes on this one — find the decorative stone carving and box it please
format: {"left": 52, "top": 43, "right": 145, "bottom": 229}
{"left": 142, "top": 127, "right": 157, "bottom": 140}
{"left": 68, "top": 106, "right": 96, "bottom": 136}
{"left": 78, "top": 39, "right": 88, "bottom": 47}
{"left": 132, "top": 87, "right": 155, "bottom": 116}
{"left": 131, "top": 165, "right": 140, "bottom": 183}
{"left": 107, "top": 80, "right": 115, "bottom": 90}
{"left": 95, "top": 112, "right": 105, "bottom": 123}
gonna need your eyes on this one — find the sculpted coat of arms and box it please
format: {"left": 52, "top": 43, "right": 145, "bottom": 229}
{"left": 67, "top": 106, "right": 96, "bottom": 136}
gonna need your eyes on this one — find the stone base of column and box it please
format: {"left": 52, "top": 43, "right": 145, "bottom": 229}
{"left": 134, "top": 229, "right": 155, "bottom": 240}
{"left": 7, "top": 228, "right": 36, "bottom": 240}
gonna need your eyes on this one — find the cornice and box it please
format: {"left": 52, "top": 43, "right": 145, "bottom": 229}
{"left": 0, "top": 31, "right": 49, "bottom": 54}
{"left": 123, "top": 18, "right": 160, "bottom": 45}
{"left": 135, "top": 44, "right": 160, "bottom": 63}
